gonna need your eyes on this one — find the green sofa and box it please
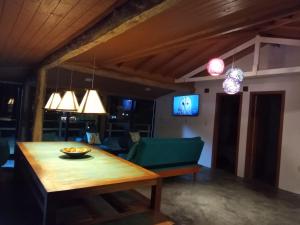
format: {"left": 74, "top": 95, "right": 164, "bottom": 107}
{"left": 126, "top": 137, "right": 204, "bottom": 179}
{"left": 0, "top": 139, "right": 10, "bottom": 167}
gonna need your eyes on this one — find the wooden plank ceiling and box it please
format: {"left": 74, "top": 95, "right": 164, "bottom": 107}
{"left": 0, "top": 0, "right": 122, "bottom": 66}
{"left": 66, "top": 0, "right": 300, "bottom": 80}
{"left": 2, "top": 0, "right": 300, "bottom": 96}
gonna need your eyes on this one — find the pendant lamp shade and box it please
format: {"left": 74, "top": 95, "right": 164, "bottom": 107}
{"left": 57, "top": 91, "right": 79, "bottom": 112}
{"left": 44, "top": 92, "right": 62, "bottom": 110}
{"left": 78, "top": 90, "right": 106, "bottom": 114}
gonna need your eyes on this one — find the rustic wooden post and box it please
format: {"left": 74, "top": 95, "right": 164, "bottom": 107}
{"left": 20, "top": 79, "right": 32, "bottom": 141}
{"left": 32, "top": 68, "right": 47, "bottom": 141}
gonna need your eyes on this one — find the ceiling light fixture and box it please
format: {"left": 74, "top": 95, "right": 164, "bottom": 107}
{"left": 57, "top": 71, "right": 79, "bottom": 112}
{"left": 78, "top": 56, "right": 106, "bottom": 114}
{"left": 223, "top": 77, "right": 240, "bottom": 95}
{"left": 207, "top": 58, "right": 225, "bottom": 76}
{"left": 45, "top": 68, "right": 62, "bottom": 110}
{"left": 223, "top": 56, "right": 244, "bottom": 95}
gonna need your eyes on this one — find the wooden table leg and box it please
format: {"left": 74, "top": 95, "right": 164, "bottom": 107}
{"left": 150, "top": 178, "right": 162, "bottom": 213}
{"left": 43, "top": 193, "right": 56, "bottom": 225}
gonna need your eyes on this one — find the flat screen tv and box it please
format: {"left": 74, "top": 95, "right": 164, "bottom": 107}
{"left": 173, "top": 94, "right": 199, "bottom": 116}
{"left": 122, "top": 99, "right": 136, "bottom": 111}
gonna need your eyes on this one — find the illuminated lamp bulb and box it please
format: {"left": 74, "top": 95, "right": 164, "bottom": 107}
{"left": 207, "top": 58, "right": 225, "bottom": 76}
{"left": 223, "top": 77, "right": 240, "bottom": 95}
{"left": 226, "top": 67, "right": 244, "bottom": 82}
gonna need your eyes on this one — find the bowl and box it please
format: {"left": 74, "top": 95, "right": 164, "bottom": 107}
{"left": 60, "top": 147, "right": 91, "bottom": 158}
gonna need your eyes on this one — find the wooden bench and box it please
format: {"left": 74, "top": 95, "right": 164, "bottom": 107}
{"left": 153, "top": 165, "right": 201, "bottom": 181}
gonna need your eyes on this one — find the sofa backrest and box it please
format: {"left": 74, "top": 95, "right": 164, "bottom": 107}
{"left": 128, "top": 137, "right": 204, "bottom": 169}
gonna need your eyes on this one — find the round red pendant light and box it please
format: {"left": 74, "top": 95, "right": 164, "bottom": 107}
{"left": 207, "top": 58, "right": 225, "bottom": 76}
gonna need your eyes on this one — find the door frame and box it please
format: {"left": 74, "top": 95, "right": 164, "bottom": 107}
{"left": 244, "top": 91, "right": 285, "bottom": 187}
{"left": 212, "top": 92, "right": 243, "bottom": 175}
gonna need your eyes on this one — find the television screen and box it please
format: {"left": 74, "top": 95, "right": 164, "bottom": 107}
{"left": 122, "top": 99, "right": 135, "bottom": 111}
{"left": 173, "top": 95, "right": 199, "bottom": 116}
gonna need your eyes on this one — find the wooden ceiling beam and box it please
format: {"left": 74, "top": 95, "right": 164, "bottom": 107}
{"left": 104, "top": 64, "right": 175, "bottom": 83}
{"left": 167, "top": 40, "right": 229, "bottom": 78}
{"left": 133, "top": 55, "right": 156, "bottom": 70}
{"left": 261, "top": 14, "right": 300, "bottom": 32}
{"left": 102, "top": 6, "right": 300, "bottom": 65}
{"left": 42, "top": 0, "right": 182, "bottom": 69}
{"left": 150, "top": 49, "right": 187, "bottom": 74}
{"left": 59, "top": 63, "right": 194, "bottom": 92}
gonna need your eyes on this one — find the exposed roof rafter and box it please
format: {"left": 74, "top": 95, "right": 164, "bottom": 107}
{"left": 176, "top": 35, "right": 300, "bottom": 83}
{"left": 42, "top": 0, "right": 183, "bottom": 69}
{"left": 60, "top": 63, "right": 194, "bottom": 92}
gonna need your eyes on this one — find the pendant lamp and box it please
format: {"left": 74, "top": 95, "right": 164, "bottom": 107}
{"left": 57, "top": 71, "right": 79, "bottom": 112}
{"left": 45, "top": 68, "right": 62, "bottom": 110}
{"left": 78, "top": 56, "right": 106, "bottom": 114}
{"left": 223, "top": 56, "right": 244, "bottom": 95}
{"left": 207, "top": 58, "right": 224, "bottom": 76}
{"left": 45, "top": 92, "right": 62, "bottom": 110}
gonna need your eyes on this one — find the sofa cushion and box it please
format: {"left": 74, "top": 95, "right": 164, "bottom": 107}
{"left": 129, "top": 132, "right": 141, "bottom": 143}
{"left": 86, "top": 132, "right": 101, "bottom": 144}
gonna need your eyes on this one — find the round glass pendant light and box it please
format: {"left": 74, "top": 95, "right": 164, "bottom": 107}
{"left": 226, "top": 67, "right": 244, "bottom": 82}
{"left": 223, "top": 77, "right": 240, "bottom": 95}
{"left": 207, "top": 58, "right": 225, "bottom": 76}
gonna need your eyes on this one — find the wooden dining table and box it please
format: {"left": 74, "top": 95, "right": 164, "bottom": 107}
{"left": 15, "top": 142, "right": 161, "bottom": 225}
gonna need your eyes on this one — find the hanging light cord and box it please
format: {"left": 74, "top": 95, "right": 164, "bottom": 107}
{"left": 70, "top": 70, "right": 73, "bottom": 91}
{"left": 231, "top": 55, "right": 235, "bottom": 69}
{"left": 55, "top": 68, "right": 60, "bottom": 92}
{"left": 92, "top": 55, "right": 96, "bottom": 89}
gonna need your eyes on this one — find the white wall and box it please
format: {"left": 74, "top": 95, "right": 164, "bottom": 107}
{"left": 154, "top": 44, "right": 300, "bottom": 194}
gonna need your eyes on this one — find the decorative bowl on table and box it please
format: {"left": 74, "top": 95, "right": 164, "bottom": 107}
{"left": 60, "top": 147, "right": 91, "bottom": 158}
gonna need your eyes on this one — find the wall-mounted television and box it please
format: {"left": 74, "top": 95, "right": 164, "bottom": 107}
{"left": 122, "top": 99, "right": 136, "bottom": 111}
{"left": 173, "top": 94, "right": 199, "bottom": 116}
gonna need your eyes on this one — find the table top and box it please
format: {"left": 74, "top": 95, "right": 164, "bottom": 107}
{"left": 17, "top": 142, "right": 159, "bottom": 193}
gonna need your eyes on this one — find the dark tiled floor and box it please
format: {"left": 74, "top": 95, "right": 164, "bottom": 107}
{"left": 1, "top": 168, "right": 300, "bottom": 225}
{"left": 139, "top": 168, "right": 300, "bottom": 225}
